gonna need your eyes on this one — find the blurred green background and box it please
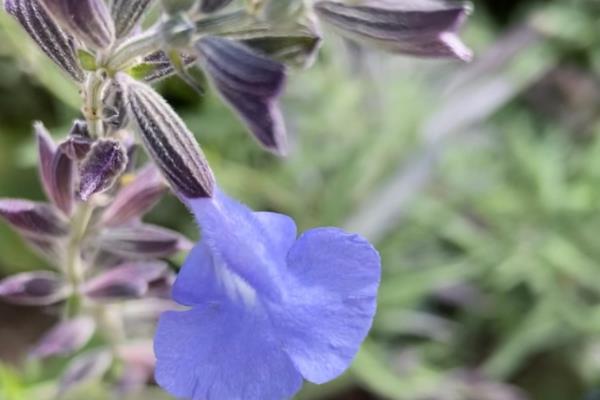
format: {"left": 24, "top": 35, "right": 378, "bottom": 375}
{"left": 3, "top": 0, "right": 600, "bottom": 399}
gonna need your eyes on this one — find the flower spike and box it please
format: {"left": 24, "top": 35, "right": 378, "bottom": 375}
{"left": 154, "top": 188, "right": 380, "bottom": 400}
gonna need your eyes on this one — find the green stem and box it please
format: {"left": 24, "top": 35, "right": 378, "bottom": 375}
{"left": 64, "top": 203, "right": 95, "bottom": 317}
{"left": 105, "top": 28, "right": 164, "bottom": 72}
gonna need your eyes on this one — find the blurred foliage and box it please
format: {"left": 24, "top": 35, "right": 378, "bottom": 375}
{"left": 4, "top": 0, "right": 600, "bottom": 400}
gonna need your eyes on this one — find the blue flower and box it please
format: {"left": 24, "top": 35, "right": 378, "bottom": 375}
{"left": 154, "top": 188, "right": 381, "bottom": 400}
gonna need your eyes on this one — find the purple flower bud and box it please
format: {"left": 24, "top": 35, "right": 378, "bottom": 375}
{"left": 79, "top": 139, "right": 128, "bottom": 201}
{"left": 195, "top": 37, "right": 288, "bottom": 154}
{"left": 111, "top": 0, "right": 153, "bottom": 39}
{"left": 59, "top": 120, "right": 92, "bottom": 160}
{"left": 35, "top": 122, "right": 75, "bottom": 216}
{"left": 59, "top": 349, "right": 113, "bottom": 396}
{"left": 38, "top": 0, "right": 115, "bottom": 50}
{"left": 83, "top": 261, "right": 169, "bottom": 301}
{"left": 100, "top": 165, "right": 167, "bottom": 227}
{"left": 0, "top": 271, "right": 70, "bottom": 306}
{"left": 30, "top": 317, "right": 96, "bottom": 359}
{"left": 98, "top": 224, "right": 189, "bottom": 259}
{"left": 314, "top": 0, "right": 473, "bottom": 61}
{"left": 4, "top": 0, "right": 84, "bottom": 82}
{"left": 199, "top": 0, "right": 233, "bottom": 13}
{"left": 0, "top": 199, "right": 67, "bottom": 238}
{"left": 117, "top": 73, "right": 215, "bottom": 199}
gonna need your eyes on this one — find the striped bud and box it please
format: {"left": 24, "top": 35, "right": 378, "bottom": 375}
{"left": 111, "top": 0, "right": 154, "bottom": 39}
{"left": 101, "top": 165, "right": 167, "bottom": 227}
{"left": 83, "top": 261, "right": 169, "bottom": 301}
{"left": 0, "top": 199, "right": 67, "bottom": 238}
{"left": 38, "top": 0, "right": 115, "bottom": 50}
{"left": 195, "top": 37, "right": 288, "bottom": 154}
{"left": 30, "top": 317, "right": 96, "bottom": 359}
{"left": 4, "top": 0, "right": 84, "bottom": 82}
{"left": 59, "top": 350, "right": 113, "bottom": 396}
{"left": 116, "top": 73, "right": 215, "bottom": 199}
{"left": 0, "top": 272, "right": 70, "bottom": 306}
{"left": 98, "top": 224, "right": 188, "bottom": 259}
{"left": 79, "top": 139, "right": 128, "bottom": 201}
{"left": 314, "top": 0, "right": 473, "bottom": 61}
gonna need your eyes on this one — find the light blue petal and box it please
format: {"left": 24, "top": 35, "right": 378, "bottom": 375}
{"left": 273, "top": 227, "right": 381, "bottom": 384}
{"left": 154, "top": 304, "right": 303, "bottom": 400}
{"left": 171, "top": 242, "right": 221, "bottom": 306}
{"left": 188, "top": 189, "right": 283, "bottom": 300}
{"left": 254, "top": 211, "right": 297, "bottom": 258}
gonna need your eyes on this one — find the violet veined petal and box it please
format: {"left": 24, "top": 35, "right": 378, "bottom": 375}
{"left": 117, "top": 73, "right": 215, "bottom": 199}
{"left": 154, "top": 304, "right": 303, "bottom": 400}
{"left": 273, "top": 227, "right": 380, "bottom": 383}
{"left": 101, "top": 165, "right": 167, "bottom": 227}
{"left": 35, "top": 122, "right": 75, "bottom": 215}
{"left": 0, "top": 199, "right": 67, "bottom": 238}
{"left": 35, "top": 122, "right": 57, "bottom": 202}
{"left": 30, "top": 317, "right": 96, "bottom": 359}
{"left": 4, "top": 0, "right": 84, "bottom": 82}
{"left": 198, "top": 0, "right": 233, "bottom": 13}
{"left": 83, "top": 261, "right": 168, "bottom": 301}
{"left": 195, "top": 36, "right": 288, "bottom": 154}
{"left": 111, "top": 0, "right": 154, "bottom": 39}
{"left": 79, "top": 139, "right": 128, "bottom": 201}
{"left": 314, "top": 0, "right": 473, "bottom": 61}
{"left": 59, "top": 120, "right": 92, "bottom": 161}
{"left": 98, "top": 224, "right": 187, "bottom": 259}
{"left": 0, "top": 271, "right": 70, "bottom": 306}
{"left": 38, "top": 0, "right": 115, "bottom": 50}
